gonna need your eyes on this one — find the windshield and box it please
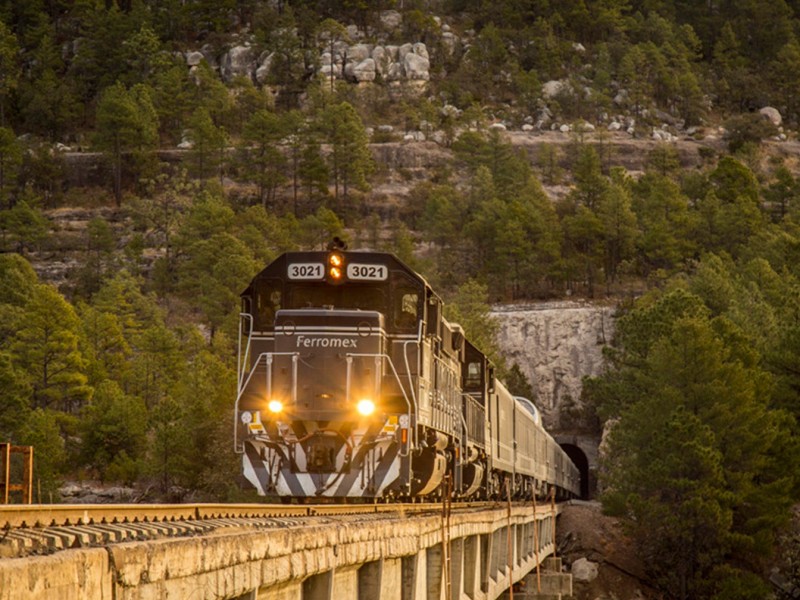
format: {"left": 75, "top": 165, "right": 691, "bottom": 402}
{"left": 287, "top": 284, "right": 386, "bottom": 312}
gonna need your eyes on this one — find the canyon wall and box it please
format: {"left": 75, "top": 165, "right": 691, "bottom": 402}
{"left": 492, "top": 302, "right": 616, "bottom": 431}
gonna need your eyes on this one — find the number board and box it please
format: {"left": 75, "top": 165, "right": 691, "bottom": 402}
{"left": 347, "top": 263, "right": 388, "bottom": 281}
{"left": 287, "top": 263, "right": 324, "bottom": 280}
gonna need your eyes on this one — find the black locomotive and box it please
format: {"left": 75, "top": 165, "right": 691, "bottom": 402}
{"left": 234, "top": 247, "right": 579, "bottom": 501}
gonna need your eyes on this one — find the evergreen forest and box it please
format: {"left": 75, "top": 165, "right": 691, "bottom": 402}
{"left": 1, "top": 1, "right": 800, "bottom": 597}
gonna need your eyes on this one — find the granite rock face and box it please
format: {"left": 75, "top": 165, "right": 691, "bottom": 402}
{"left": 492, "top": 302, "right": 615, "bottom": 430}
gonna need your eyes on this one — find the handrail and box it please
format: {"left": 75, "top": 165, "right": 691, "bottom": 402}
{"left": 234, "top": 351, "right": 299, "bottom": 454}
{"left": 345, "top": 352, "right": 417, "bottom": 455}
{"left": 402, "top": 319, "right": 424, "bottom": 411}
{"left": 237, "top": 313, "right": 254, "bottom": 392}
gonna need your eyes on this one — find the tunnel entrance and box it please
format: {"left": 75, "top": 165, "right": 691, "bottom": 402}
{"left": 560, "top": 443, "right": 590, "bottom": 499}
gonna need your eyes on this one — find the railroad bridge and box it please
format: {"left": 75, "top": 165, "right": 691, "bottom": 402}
{"left": 0, "top": 502, "right": 570, "bottom": 600}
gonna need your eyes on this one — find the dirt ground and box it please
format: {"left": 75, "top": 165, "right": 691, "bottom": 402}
{"left": 555, "top": 500, "right": 660, "bottom": 600}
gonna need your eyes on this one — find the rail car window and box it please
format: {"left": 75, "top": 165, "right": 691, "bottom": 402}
{"left": 287, "top": 284, "right": 386, "bottom": 312}
{"left": 255, "top": 279, "right": 282, "bottom": 329}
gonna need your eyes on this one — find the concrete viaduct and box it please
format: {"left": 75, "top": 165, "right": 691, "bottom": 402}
{"left": 0, "top": 504, "right": 570, "bottom": 600}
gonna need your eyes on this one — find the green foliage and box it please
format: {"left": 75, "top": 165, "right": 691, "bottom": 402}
{"left": 505, "top": 363, "right": 535, "bottom": 399}
{"left": 80, "top": 380, "right": 147, "bottom": 482}
{"left": 0, "top": 125, "right": 21, "bottom": 203}
{"left": 0, "top": 18, "right": 20, "bottom": 125}
{"left": 595, "top": 278, "right": 797, "bottom": 597}
{"left": 0, "top": 199, "right": 49, "bottom": 254}
{"left": 723, "top": 114, "right": 779, "bottom": 154}
{"left": 444, "top": 279, "right": 502, "bottom": 367}
{"left": 0, "top": 351, "right": 32, "bottom": 440}
{"left": 187, "top": 108, "right": 227, "bottom": 183}
{"left": 11, "top": 283, "right": 92, "bottom": 413}
{"left": 319, "top": 101, "right": 373, "bottom": 207}
{"left": 179, "top": 232, "right": 259, "bottom": 337}
{"left": 239, "top": 109, "right": 288, "bottom": 208}
{"left": 17, "top": 408, "right": 66, "bottom": 501}
{"left": 94, "top": 82, "right": 160, "bottom": 205}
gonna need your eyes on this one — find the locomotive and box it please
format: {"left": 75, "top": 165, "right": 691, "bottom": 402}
{"left": 234, "top": 246, "right": 579, "bottom": 501}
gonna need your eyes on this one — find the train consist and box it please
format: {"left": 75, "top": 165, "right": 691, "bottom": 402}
{"left": 235, "top": 246, "right": 579, "bottom": 501}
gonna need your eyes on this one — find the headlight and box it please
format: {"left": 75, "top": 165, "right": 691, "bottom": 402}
{"left": 268, "top": 400, "right": 283, "bottom": 413}
{"left": 357, "top": 399, "right": 376, "bottom": 416}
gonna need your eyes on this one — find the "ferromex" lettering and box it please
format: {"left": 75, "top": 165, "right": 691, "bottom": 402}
{"left": 296, "top": 336, "right": 358, "bottom": 349}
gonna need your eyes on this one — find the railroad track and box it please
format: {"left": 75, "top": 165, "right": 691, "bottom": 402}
{"left": 0, "top": 501, "right": 524, "bottom": 559}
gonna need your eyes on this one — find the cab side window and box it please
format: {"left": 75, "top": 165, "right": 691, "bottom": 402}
{"left": 465, "top": 362, "right": 481, "bottom": 390}
{"left": 394, "top": 291, "right": 419, "bottom": 330}
{"left": 256, "top": 280, "right": 281, "bottom": 329}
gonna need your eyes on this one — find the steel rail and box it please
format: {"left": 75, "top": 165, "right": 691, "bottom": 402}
{"left": 0, "top": 500, "right": 560, "bottom": 530}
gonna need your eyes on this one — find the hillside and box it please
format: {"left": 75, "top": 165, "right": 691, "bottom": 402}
{"left": 2, "top": 2, "right": 800, "bottom": 598}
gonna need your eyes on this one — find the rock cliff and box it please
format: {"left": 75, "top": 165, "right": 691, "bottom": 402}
{"left": 492, "top": 302, "right": 615, "bottom": 431}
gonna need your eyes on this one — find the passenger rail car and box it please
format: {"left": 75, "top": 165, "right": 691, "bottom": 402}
{"left": 234, "top": 247, "right": 579, "bottom": 501}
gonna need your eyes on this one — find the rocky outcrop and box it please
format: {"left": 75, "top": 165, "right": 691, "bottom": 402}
{"left": 220, "top": 44, "right": 256, "bottom": 83}
{"left": 492, "top": 302, "right": 615, "bottom": 430}
{"left": 212, "top": 34, "right": 435, "bottom": 86}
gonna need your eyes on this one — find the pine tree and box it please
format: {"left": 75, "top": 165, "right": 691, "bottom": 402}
{"left": 319, "top": 101, "right": 373, "bottom": 207}
{"left": 239, "top": 109, "right": 287, "bottom": 209}
{"left": 0, "top": 19, "right": 20, "bottom": 126}
{"left": 11, "top": 283, "right": 92, "bottom": 413}
{"left": 597, "top": 289, "right": 795, "bottom": 598}
{"left": 94, "top": 82, "right": 159, "bottom": 206}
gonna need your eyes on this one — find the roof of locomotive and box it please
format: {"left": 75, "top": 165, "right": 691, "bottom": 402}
{"left": 241, "top": 249, "right": 434, "bottom": 298}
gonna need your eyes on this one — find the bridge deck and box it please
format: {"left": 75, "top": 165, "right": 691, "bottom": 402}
{"left": 0, "top": 503, "right": 570, "bottom": 600}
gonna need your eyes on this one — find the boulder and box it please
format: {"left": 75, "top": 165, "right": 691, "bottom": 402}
{"left": 412, "top": 43, "right": 429, "bottom": 60}
{"left": 372, "top": 46, "right": 388, "bottom": 75}
{"left": 522, "top": 124, "right": 534, "bottom": 132}
{"left": 320, "top": 63, "right": 342, "bottom": 79}
{"left": 571, "top": 558, "right": 599, "bottom": 583}
{"left": 348, "top": 43, "right": 372, "bottom": 64}
{"left": 398, "top": 42, "right": 414, "bottom": 62}
{"left": 220, "top": 45, "right": 255, "bottom": 82}
{"left": 185, "top": 51, "right": 204, "bottom": 66}
{"left": 441, "top": 32, "right": 458, "bottom": 56}
{"left": 759, "top": 106, "right": 782, "bottom": 127}
{"left": 489, "top": 122, "right": 507, "bottom": 131}
{"left": 404, "top": 52, "right": 430, "bottom": 80}
{"left": 542, "top": 79, "right": 566, "bottom": 99}
{"left": 352, "top": 58, "right": 376, "bottom": 82}
{"left": 255, "top": 52, "right": 274, "bottom": 85}
{"left": 386, "top": 62, "right": 405, "bottom": 82}
{"left": 440, "top": 104, "right": 460, "bottom": 119}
